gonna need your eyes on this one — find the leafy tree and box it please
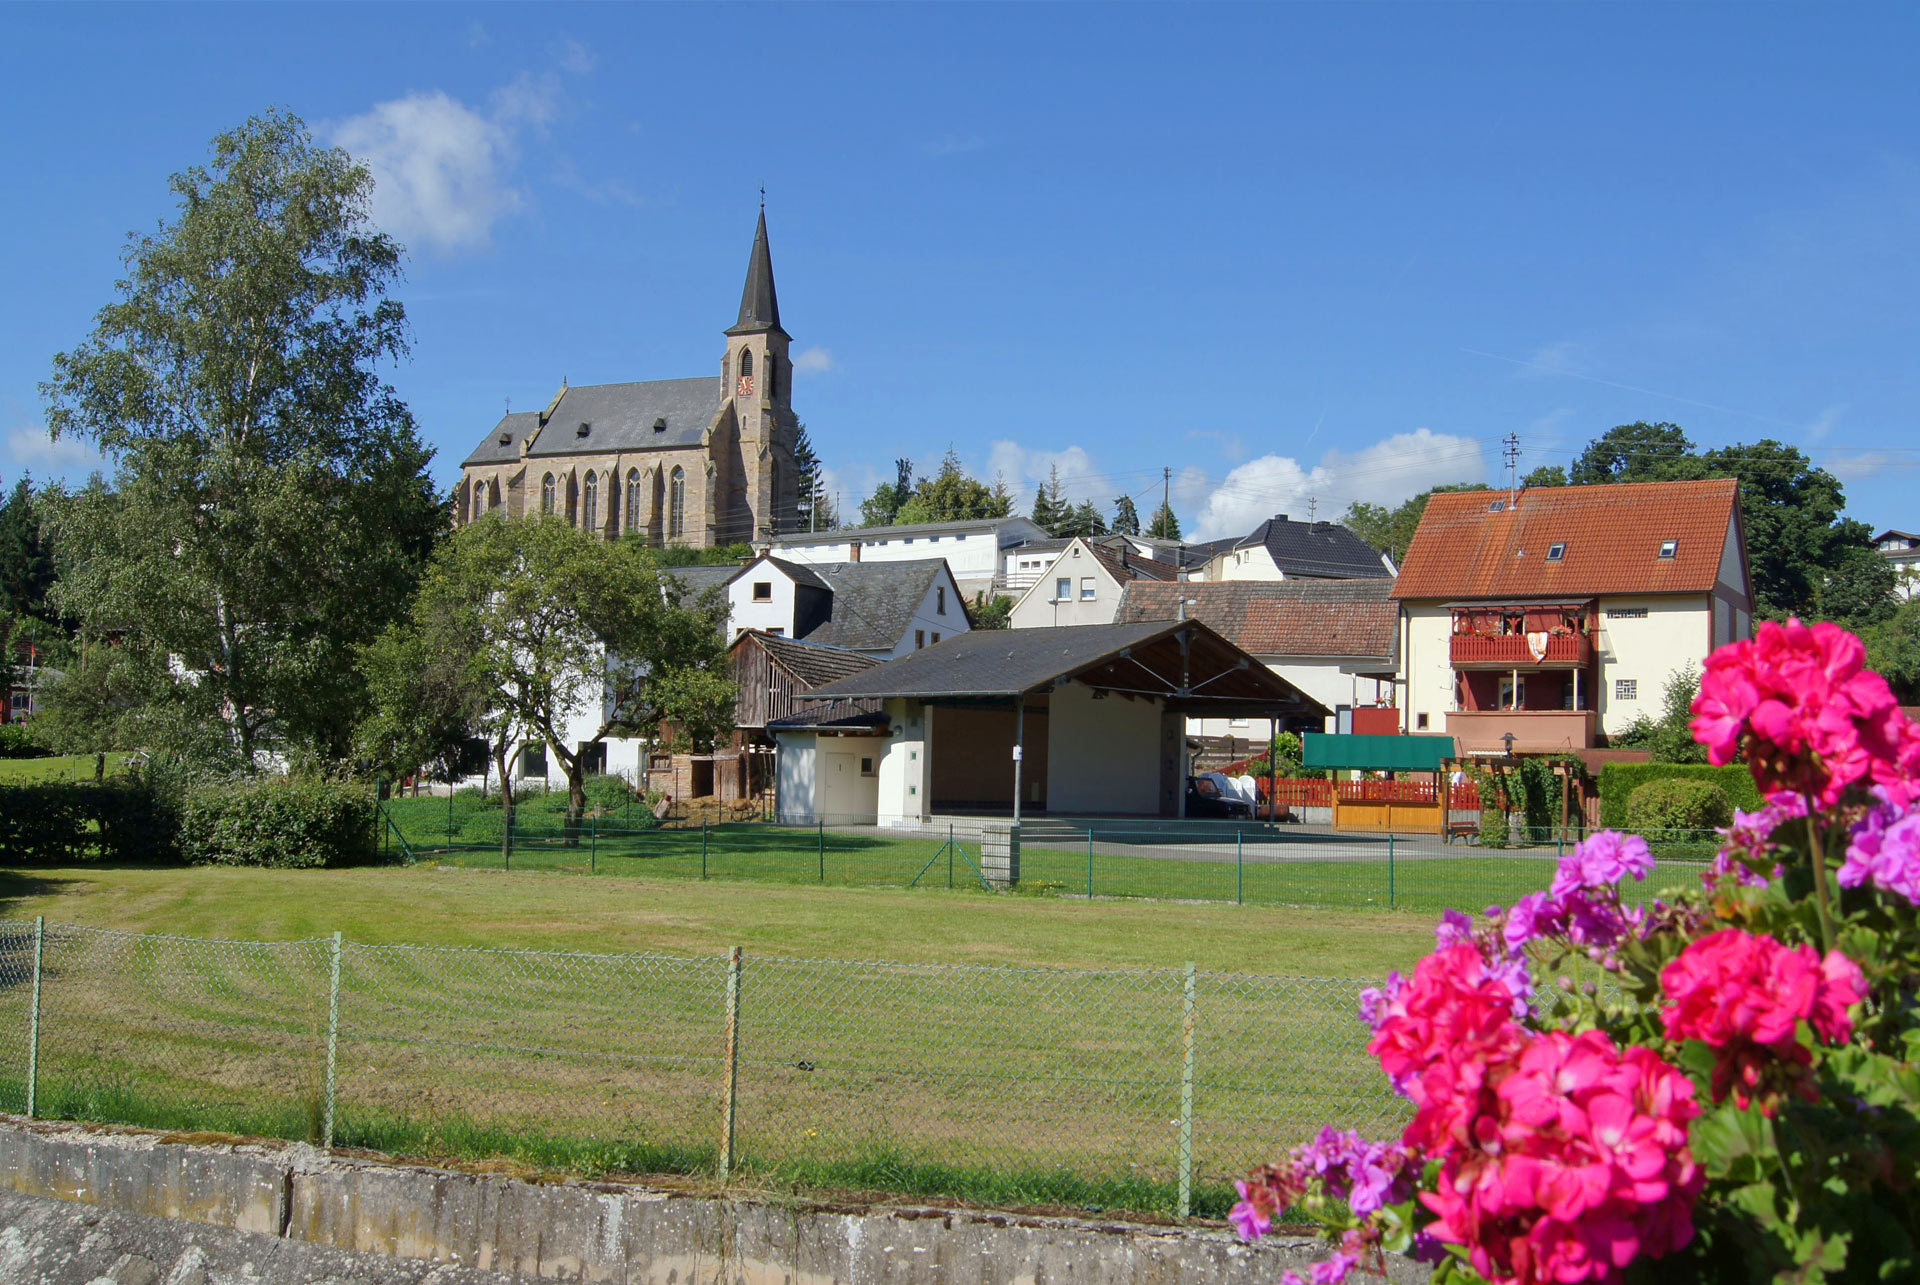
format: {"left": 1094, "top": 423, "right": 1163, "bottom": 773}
{"left": 1864, "top": 599, "right": 1920, "bottom": 704}
{"left": 645, "top": 542, "right": 752, "bottom": 567}
{"left": 1342, "top": 482, "right": 1490, "bottom": 564}
{"left": 1112, "top": 494, "right": 1142, "bottom": 536}
{"left": 39, "top": 110, "right": 441, "bottom": 765}
{"left": 894, "top": 449, "right": 1007, "bottom": 524}
{"left": 1147, "top": 499, "right": 1182, "bottom": 540}
{"left": 1568, "top": 421, "right": 1700, "bottom": 485}
{"left": 860, "top": 457, "right": 916, "bottom": 527}
{"left": 0, "top": 477, "right": 57, "bottom": 629}
{"left": 354, "top": 625, "right": 491, "bottom": 787}
{"left": 1520, "top": 464, "right": 1567, "bottom": 488}
{"left": 790, "top": 420, "right": 836, "bottom": 532}
{"left": 387, "top": 514, "right": 735, "bottom": 837}
{"left": 971, "top": 591, "right": 1014, "bottom": 630}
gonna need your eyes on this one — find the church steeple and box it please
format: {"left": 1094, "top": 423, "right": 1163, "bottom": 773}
{"left": 726, "top": 209, "right": 787, "bottom": 338}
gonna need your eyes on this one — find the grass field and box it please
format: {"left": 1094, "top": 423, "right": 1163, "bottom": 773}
{"left": 0, "top": 753, "right": 135, "bottom": 784}
{"left": 0, "top": 861, "right": 1437, "bottom": 1217}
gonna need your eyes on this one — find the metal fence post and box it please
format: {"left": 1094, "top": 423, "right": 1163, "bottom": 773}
{"left": 323, "top": 931, "right": 342, "bottom": 1149}
{"left": 1236, "top": 829, "right": 1243, "bottom": 905}
{"left": 702, "top": 822, "right": 709, "bottom": 880}
{"left": 719, "top": 945, "right": 743, "bottom": 1183}
{"left": 590, "top": 815, "right": 598, "bottom": 873}
{"left": 1388, "top": 834, "right": 1396, "bottom": 910}
{"left": 948, "top": 823, "right": 955, "bottom": 889}
{"left": 1087, "top": 829, "right": 1095, "bottom": 900}
{"left": 1178, "top": 960, "right": 1196, "bottom": 1218}
{"left": 817, "top": 820, "right": 825, "bottom": 883}
{"left": 25, "top": 916, "right": 44, "bottom": 1119}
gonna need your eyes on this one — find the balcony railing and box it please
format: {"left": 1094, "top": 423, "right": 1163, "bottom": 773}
{"left": 1449, "top": 632, "right": 1594, "bottom": 668}
{"left": 1446, "top": 710, "right": 1599, "bottom": 753}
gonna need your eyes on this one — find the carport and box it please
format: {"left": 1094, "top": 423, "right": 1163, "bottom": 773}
{"left": 801, "top": 621, "right": 1327, "bottom": 823}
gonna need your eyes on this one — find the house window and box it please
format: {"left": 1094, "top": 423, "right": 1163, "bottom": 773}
{"left": 518, "top": 744, "right": 548, "bottom": 778}
{"left": 936, "top": 586, "right": 946, "bottom": 614}
{"left": 1616, "top": 678, "right": 1639, "bottom": 701}
{"left": 1080, "top": 577, "right": 1096, "bottom": 600}
{"left": 1416, "top": 712, "right": 1430, "bottom": 730}
{"left": 1056, "top": 577, "right": 1072, "bottom": 601}
{"left": 739, "top": 348, "right": 753, "bottom": 379}
{"left": 1546, "top": 542, "right": 1566, "bottom": 561}
{"left": 752, "top": 581, "right": 772, "bottom": 601}
{"left": 1499, "top": 674, "right": 1526, "bottom": 709}
{"left": 929, "top": 535, "right": 940, "bottom": 542}
{"left": 931, "top": 632, "right": 941, "bottom": 644}
{"left": 1658, "top": 540, "right": 1678, "bottom": 559}
{"left": 668, "top": 466, "right": 686, "bottom": 538}
{"left": 582, "top": 471, "right": 599, "bottom": 532}
{"left": 1488, "top": 499, "right": 1507, "bottom": 512}
{"left": 541, "top": 473, "right": 556, "bottom": 514}
{"left": 860, "top": 756, "right": 876, "bottom": 777}
{"left": 626, "top": 469, "right": 641, "bottom": 533}
{"left": 915, "top": 630, "right": 926, "bottom": 650}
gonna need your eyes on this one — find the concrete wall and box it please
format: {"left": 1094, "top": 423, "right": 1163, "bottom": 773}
{"left": 1047, "top": 683, "right": 1164, "bottom": 815}
{"left": 0, "top": 1120, "right": 1428, "bottom": 1285}
{"left": 774, "top": 730, "right": 816, "bottom": 823}
{"left": 927, "top": 706, "right": 1050, "bottom": 810}
{"left": 877, "top": 698, "right": 932, "bottom": 826}
{"left": 729, "top": 563, "right": 799, "bottom": 639}
{"left": 816, "top": 741, "right": 881, "bottom": 821}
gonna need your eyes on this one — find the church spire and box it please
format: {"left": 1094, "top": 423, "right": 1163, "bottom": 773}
{"left": 726, "top": 209, "right": 786, "bottom": 338}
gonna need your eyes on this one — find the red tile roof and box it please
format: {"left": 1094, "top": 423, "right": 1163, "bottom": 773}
{"left": 1391, "top": 479, "right": 1741, "bottom": 601}
{"left": 1116, "top": 579, "right": 1398, "bottom": 661}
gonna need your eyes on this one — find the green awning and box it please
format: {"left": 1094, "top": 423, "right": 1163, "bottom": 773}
{"left": 1303, "top": 733, "right": 1457, "bottom": 772}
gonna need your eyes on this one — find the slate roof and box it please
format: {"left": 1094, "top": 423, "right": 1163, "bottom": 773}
{"left": 752, "top": 632, "right": 880, "bottom": 688}
{"left": 460, "top": 410, "right": 543, "bottom": 468}
{"left": 665, "top": 564, "right": 743, "bottom": 599}
{"left": 1116, "top": 580, "right": 1399, "bottom": 661}
{"left": 1229, "top": 516, "right": 1392, "bottom": 579}
{"left": 1086, "top": 539, "right": 1179, "bottom": 584}
{"left": 767, "top": 707, "right": 891, "bottom": 730}
{"left": 761, "top": 557, "right": 830, "bottom": 593}
{"left": 1391, "top": 480, "right": 1741, "bottom": 600}
{"left": 726, "top": 210, "right": 786, "bottom": 338}
{"left": 804, "top": 620, "right": 1326, "bottom": 716}
{"left": 802, "top": 560, "right": 956, "bottom": 652}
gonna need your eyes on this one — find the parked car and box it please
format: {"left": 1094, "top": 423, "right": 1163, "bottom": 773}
{"left": 1186, "top": 773, "right": 1253, "bottom": 819}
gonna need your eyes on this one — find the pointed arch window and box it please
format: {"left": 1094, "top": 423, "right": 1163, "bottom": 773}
{"left": 541, "top": 473, "right": 556, "bottom": 514}
{"left": 626, "top": 468, "right": 642, "bottom": 535}
{"left": 469, "top": 480, "right": 484, "bottom": 519}
{"left": 668, "top": 466, "right": 687, "bottom": 539}
{"left": 582, "top": 471, "right": 599, "bottom": 533}
{"left": 739, "top": 349, "right": 754, "bottom": 378}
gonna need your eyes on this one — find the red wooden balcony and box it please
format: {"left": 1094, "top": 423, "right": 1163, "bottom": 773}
{"left": 1450, "top": 632, "right": 1594, "bottom": 669}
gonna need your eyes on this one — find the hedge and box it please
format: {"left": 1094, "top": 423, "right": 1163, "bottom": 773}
{"left": 1597, "top": 763, "right": 1763, "bottom": 829}
{"left": 175, "top": 778, "right": 380, "bottom": 868}
{"left": 0, "top": 724, "right": 49, "bottom": 759}
{"left": 0, "top": 783, "right": 166, "bottom": 864}
{"left": 1624, "top": 778, "right": 1734, "bottom": 834}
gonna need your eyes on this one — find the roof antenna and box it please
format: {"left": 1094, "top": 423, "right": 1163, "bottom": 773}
{"left": 1306, "top": 495, "right": 1318, "bottom": 522}
{"left": 1502, "top": 432, "right": 1521, "bottom": 498}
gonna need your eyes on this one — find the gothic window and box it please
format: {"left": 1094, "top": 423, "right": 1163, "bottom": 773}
{"left": 626, "top": 468, "right": 641, "bottom": 534}
{"left": 541, "top": 473, "right": 556, "bottom": 514}
{"left": 469, "top": 480, "right": 483, "bottom": 518}
{"left": 668, "top": 466, "right": 687, "bottom": 539}
{"left": 767, "top": 354, "right": 778, "bottom": 399}
{"left": 582, "top": 471, "right": 599, "bottom": 533}
{"left": 739, "top": 349, "right": 754, "bottom": 378}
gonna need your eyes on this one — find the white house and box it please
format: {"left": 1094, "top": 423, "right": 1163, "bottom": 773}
{"left": 1875, "top": 529, "right": 1920, "bottom": 602}
{"left": 1199, "top": 514, "right": 1394, "bottom": 583}
{"left": 1392, "top": 479, "right": 1753, "bottom": 755}
{"left": 1007, "top": 536, "right": 1178, "bottom": 630}
{"left": 765, "top": 516, "right": 1051, "bottom": 600}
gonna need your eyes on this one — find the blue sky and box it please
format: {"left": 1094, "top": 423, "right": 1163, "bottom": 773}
{"left": 4, "top": 3, "right": 1917, "bottom": 539}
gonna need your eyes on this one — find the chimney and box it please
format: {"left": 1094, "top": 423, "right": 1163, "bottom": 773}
{"left": 849, "top": 541, "right": 862, "bottom": 562}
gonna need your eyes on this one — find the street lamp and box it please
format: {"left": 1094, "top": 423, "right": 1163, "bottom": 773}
{"left": 1501, "top": 731, "right": 1516, "bottom": 759}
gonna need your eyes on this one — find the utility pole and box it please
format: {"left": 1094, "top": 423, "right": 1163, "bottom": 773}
{"left": 1307, "top": 495, "right": 1318, "bottom": 521}
{"left": 1503, "top": 433, "right": 1521, "bottom": 493}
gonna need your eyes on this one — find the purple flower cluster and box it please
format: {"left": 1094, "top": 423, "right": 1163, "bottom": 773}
{"left": 1841, "top": 787, "right": 1920, "bottom": 905}
{"left": 1497, "top": 831, "right": 1657, "bottom": 965}
{"left": 1551, "top": 830, "right": 1654, "bottom": 895}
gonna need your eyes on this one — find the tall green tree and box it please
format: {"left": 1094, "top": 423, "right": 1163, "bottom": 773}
{"left": 39, "top": 110, "right": 441, "bottom": 764}
{"left": 1864, "top": 599, "right": 1920, "bottom": 705}
{"left": 1568, "top": 422, "right": 1700, "bottom": 485}
{"left": 1029, "top": 482, "right": 1061, "bottom": 535}
{"left": 1147, "top": 499, "right": 1182, "bottom": 540}
{"left": 894, "top": 449, "right": 1008, "bottom": 524}
{"left": 1111, "top": 494, "right": 1142, "bottom": 536}
{"left": 860, "top": 457, "right": 916, "bottom": 527}
{"left": 1343, "top": 482, "right": 1490, "bottom": 564}
{"left": 790, "top": 420, "right": 836, "bottom": 532}
{"left": 1059, "top": 499, "right": 1107, "bottom": 539}
{"left": 378, "top": 514, "right": 735, "bottom": 836}
{"left": 0, "top": 477, "right": 57, "bottom": 629}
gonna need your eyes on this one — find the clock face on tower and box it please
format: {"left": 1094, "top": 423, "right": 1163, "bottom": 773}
{"left": 736, "top": 375, "right": 754, "bottom": 396}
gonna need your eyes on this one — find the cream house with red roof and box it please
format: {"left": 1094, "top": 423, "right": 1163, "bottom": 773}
{"left": 1391, "top": 479, "right": 1753, "bottom": 755}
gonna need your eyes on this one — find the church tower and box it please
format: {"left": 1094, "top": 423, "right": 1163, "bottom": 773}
{"left": 720, "top": 209, "right": 796, "bottom": 543}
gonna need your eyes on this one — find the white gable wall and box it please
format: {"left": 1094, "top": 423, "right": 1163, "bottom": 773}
{"left": 729, "top": 559, "right": 801, "bottom": 639}
{"left": 1007, "top": 542, "right": 1126, "bottom": 629}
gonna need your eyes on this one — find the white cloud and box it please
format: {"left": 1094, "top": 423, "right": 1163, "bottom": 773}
{"left": 330, "top": 91, "right": 524, "bottom": 254}
{"left": 1314, "top": 429, "right": 1488, "bottom": 507}
{"left": 1518, "top": 340, "right": 1585, "bottom": 378}
{"left": 1828, "top": 450, "right": 1910, "bottom": 483}
{"left": 793, "top": 347, "right": 835, "bottom": 374}
{"left": 984, "top": 441, "right": 1114, "bottom": 511}
{"left": 5, "top": 428, "right": 102, "bottom": 481}
{"left": 1188, "top": 455, "right": 1332, "bottom": 541}
{"left": 329, "top": 45, "right": 591, "bottom": 254}
{"left": 1806, "top": 404, "right": 1846, "bottom": 443}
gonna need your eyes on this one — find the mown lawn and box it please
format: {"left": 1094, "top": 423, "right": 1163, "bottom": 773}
{"left": 0, "top": 753, "right": 135, "bottom": 784}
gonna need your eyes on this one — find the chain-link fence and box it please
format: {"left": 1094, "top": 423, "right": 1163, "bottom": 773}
{"left": 377, "top": 805, "right": 1716, "bottom": 914}
{"left": 0, "top": 917, "right": 1401, "bottom": 1217}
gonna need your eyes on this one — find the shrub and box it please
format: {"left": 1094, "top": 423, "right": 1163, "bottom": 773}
{"left": 1625, "top": 776, "right": 1733, "bottom": 834}
{"left": 1597, "top": 761, "right": 1762, "bottom": 827}
{"left": 175, "top": 778, "right": 379, "bottom": 868}
{"left": 0, "top": 782, "right": 165, "bottom": 864}
{"left": 0, "top": 723, "right": 50, "bottom": 758}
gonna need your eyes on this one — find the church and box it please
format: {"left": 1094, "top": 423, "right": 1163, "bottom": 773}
{"left": 455, "top": 212, "right": 800, "bottom": 547}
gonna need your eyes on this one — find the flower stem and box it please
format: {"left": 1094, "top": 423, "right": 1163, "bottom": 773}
{"left": 1805, "top": 806, "right": 1836, "bottom": 955}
